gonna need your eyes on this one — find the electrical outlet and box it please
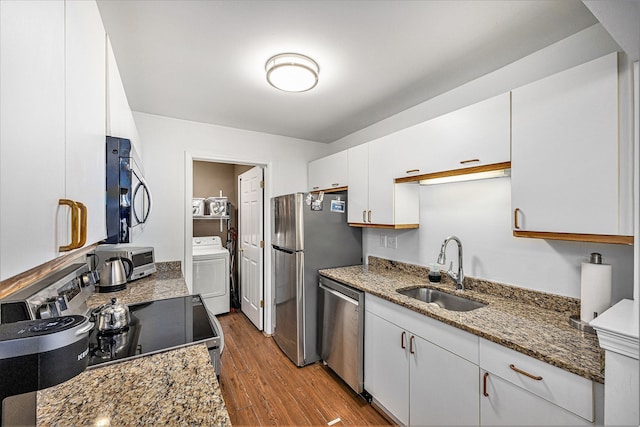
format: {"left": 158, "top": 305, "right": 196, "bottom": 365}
{"left": 379, "top": 235, "right": 387, "bottom": 247}
{"left": 387, "top": 235, "right": 398, "bottom": 249}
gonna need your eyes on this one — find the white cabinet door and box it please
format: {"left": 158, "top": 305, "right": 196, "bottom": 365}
{"left": 308, "top": 151, "right": 348, "bottom": 192}
{"left": 347, "top": 144, "right": 369, "bottom": 224}
{"left": 65, "top": 0, "right": 106, "bottom": 247}
{"left": 410, "top": 335, "right": 479, "bottom": 426}
{"left": 368, "top": 137, "right": 396, "bottom": 225}
{"left": 364, "top": 310, "right": 410, "bottom": 425}
{"left": 427, "top": 92, "right": 511, "bottom": 173}
{"left": 0, "top": 0, "right": 66, "bottom": 280}
{"left": 106, "top": 36, "right": 142, "bottom": 151}
{"left": 480, "top": 370, "right": 590, "bottom": 426}
{"left": 511, "top": 52, "right": 620, "bottom": 236}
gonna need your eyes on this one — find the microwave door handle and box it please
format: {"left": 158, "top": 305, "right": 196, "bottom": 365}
{"left": 132, "top": 181, "right": 152, "bottom": 224}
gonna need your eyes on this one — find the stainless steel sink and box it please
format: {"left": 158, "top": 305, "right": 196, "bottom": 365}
{"left": 397, "top": 287, "right": 486, "bottom": 312}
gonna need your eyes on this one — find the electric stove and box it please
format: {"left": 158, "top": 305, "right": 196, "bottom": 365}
{"left": 87, "top": 294, "right": 221, "bottom": 375}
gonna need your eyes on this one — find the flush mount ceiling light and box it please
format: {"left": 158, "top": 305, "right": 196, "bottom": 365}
{"left": 265, "top": 53, "right": 319, "bottom": 92}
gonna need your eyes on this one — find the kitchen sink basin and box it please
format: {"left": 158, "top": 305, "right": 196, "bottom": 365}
{"left": 397, "top": 287, "right": 486, "bottom": 312}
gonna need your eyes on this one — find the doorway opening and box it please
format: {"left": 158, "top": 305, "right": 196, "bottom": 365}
{"left": 186, "top": 156, "right": 266, "bottom": 332}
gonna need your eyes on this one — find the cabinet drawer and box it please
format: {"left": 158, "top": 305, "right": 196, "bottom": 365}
{"left": 366, "top": 293, "right": 478, "bottom": 364}
{"left": 479, "top": 338, "right": 594, "bottom": 421}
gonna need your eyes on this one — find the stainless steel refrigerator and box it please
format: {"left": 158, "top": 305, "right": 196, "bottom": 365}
{"left": 271, "top": 192, "right": 362, "bottom": 366}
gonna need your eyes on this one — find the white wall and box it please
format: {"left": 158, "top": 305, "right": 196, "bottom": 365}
{"left": 329, "top": 24, "right": 620, "bottom": 153}
{"left": 365, "top": 178, "right": 634, "bottom": 301}
{"left": 132, "top": 111, "right": 327, "bottom": 263}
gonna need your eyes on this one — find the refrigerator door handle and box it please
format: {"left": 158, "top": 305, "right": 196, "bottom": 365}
{"left": 272, "top": 245, "right": 295, "bottom": 254}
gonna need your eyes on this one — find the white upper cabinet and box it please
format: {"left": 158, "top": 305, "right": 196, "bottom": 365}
{"left": 65, "top": 0, "right": 107, "bottom": 247}
{"left": 0, "top": 0, "right": 108, "bottom": 281}
{"left": 395, "top": 92, "right": 511, "bottom": 180}
{"left": 106, "top": 36, "right": 143, "bottom": 154}
{"left": 511, "top": 52, "right": 631, "bottom": 243}
{"left": 347, "top": 140, "right": 419, "bottom": 227}
{"left": 307, "top": 150, "right": 348, "bottom": 192}
{"left": 0, "top": 0, "right": 66, "bottom": 280}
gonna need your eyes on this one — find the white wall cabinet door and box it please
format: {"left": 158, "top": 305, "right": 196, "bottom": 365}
{"left": 308, "top": 151, "right": 348, "bottom": 192}
{"left": 425, "top": 92, "right": 511, "bottom": 173}
{"left": 64, "top": 0, "right": 107, "bottom": 248}
{"left": 511, "top": 52, "right": 623, "bottom": 237}
{"left": 106, "top": 36, "right": 142, "bottom": 154}
{"left": 347, "top": 144, "right": 369, "bottom": 224}
{"left": 364, "top": 310, "right": 410, "bottom": 425}
{"left": 410, "top": 335, "right": 479, "bottom": 426}
{"left": 367, "top": 137, "right": 397, "bottom": 225}
{"left": 0, "top": 0, "right": 66, "bottom": 280}
{"left": 480, "top": 370, "right": 590, "bottom": 426}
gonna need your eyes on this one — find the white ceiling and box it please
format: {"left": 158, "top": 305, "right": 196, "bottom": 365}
{"left": 97, "top": 0, "right": 598, "bottom": 143}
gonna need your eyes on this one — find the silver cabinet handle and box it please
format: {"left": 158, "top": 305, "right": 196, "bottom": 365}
{"left": 362, "top": 210, "right": 367, "bottom": 222}
{"left": 367, "top": 210, "right": 372, "bottom": 223}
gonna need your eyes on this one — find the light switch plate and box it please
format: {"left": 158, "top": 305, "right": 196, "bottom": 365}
{"left": 379, "top": 235, "right": 387, "bottom": 247}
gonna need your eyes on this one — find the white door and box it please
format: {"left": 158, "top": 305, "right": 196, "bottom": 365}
{"left": 238, "top": 167, "right": 264, "bottom": 330}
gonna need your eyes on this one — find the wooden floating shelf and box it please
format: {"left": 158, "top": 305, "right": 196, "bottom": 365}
{"left": 349, "top": 223, "right": 419, "bottom": 229}
{"left": 513, "top": 230, "right": 634, "bottom": 245}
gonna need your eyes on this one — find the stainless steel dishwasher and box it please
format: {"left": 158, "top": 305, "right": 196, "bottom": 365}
{"left": 319, "top": 275, "right": 364, "bottom": 394}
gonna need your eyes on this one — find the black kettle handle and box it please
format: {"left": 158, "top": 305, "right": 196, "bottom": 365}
{"left": 120, "top": 257, "right": 134, "bottom": 279}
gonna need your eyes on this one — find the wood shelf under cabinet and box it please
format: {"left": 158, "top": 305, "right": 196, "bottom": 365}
{"left": 349, "top": 223, "right": 419, "bottom": 229}
{"left": 310, "top": 186, "right": 348, "bottom": 194}
{"left": 513, "top": 230, "right": 634, "bottom": 245}
{"left": 395, "top": 162, "right": 511, "bottom": 184}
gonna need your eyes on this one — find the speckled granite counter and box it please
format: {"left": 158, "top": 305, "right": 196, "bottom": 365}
{"left": 37, "top": 262, "right": 232, "bottom": 426}
{"left": 320, "top": 257, "right": 604, "bottom": 383}
{"left": 87, "top": 261, "right": 187, "bottom": 308}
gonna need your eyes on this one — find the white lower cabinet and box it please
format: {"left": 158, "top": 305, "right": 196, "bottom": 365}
{"left": 480, "top": 370, "right": 590, "bottom": 426}
{"left": 479, "top": 338, "right": 595, "bottom": 425}
{"left": 364, "top": 294, "right": 479, "bottom": 426}
{"left": 364, "top": 294, "right": 600, "bottom": 426}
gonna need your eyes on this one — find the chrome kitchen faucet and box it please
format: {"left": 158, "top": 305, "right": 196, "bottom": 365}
{"left": 436, "top": 236, "right": 465, "bottom": 291}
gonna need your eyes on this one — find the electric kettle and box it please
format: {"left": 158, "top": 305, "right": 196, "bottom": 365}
{"left": 97, "top": 257, "right": 133, "bottom": 293}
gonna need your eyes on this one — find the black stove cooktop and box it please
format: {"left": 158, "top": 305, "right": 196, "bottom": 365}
{"left": 87, "top": 295, "right": 219, "bottom": 368}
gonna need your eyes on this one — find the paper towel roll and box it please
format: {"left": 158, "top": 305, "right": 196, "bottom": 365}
{"left": 580, "top": 262, "right": 612, "bottom": 322}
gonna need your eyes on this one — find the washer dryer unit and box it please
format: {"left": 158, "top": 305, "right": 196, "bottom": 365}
{"left": 192, "top": 236, "right": 230, "bottom": 316}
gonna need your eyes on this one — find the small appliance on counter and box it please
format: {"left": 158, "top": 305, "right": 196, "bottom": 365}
{"left": 0, "top": 315, "right": 93, "bottom": 425}
{"left": 106, "top": 136, "right": 152, "bottom": 244}
{"left": 95, "top": 245, "right": 156, "bottom": 282}
{"left": 97, "top": 257, "right": 133, "bottom": 293}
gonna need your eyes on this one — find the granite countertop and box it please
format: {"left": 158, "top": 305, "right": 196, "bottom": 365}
{"left": 320, "top": 257, "right": 604, "bottom": 383}
{"left": 37, "top": 262, "right": 232, "bottom": 426}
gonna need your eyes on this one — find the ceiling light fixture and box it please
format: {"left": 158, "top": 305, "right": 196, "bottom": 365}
{"left": 265, "top": 53, "right": 319, "bottom": 92}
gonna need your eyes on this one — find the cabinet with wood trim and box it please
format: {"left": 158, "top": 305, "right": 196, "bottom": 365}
{"left": 394, "top": 92, "right": 511, "bottom": 182}
{"left": 511, "top": 52, "right": 633, "bottom": 245}
{"left": 347, "top": 140, "right": 419, "bottom": 228}
{"left": 479, "top": 338, "right": 597, "bottom": 425}
{"left": 307, "top": 150, "right": 348, "bottom": 192}
{"left": 364, "top": 294, "right": 479, "bottom": 426}
{"left": 0, "top": 0, "right": 106, "bottom": 281}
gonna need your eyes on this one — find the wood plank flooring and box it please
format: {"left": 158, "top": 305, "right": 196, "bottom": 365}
{"left": 217, "top": 311, "right": 393, "bottom": 426}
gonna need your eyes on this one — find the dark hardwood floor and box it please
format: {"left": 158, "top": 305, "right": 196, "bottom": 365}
{"left": 217, "top": 311, "right": 393, "bottom": 426}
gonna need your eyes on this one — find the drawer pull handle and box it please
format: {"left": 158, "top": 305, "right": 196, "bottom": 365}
{"left": 313, "top": 186, "right": 320, "bottom": 190}
{"left": 406, "top": 169, "right": 420, "bottom": 174}
{"left": 509, "top": 364, "right": 543, "bottom": 381}
{"left": 460, "top": 159, "right": 480, "bottom": 164}
{"left": 483, "top": 372, "right": 489, "bottom": 397}
{"left": 401, "top": 331, "right": 406, "bottom": 349}
{"left": 331, "top": 183, "right": 339, "bottom": 187}
{"left": 409, "top": 335, "right": 415, "bottom": 354}
{"left": 514, "top": 208, "right": 522, "bottom": 229}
